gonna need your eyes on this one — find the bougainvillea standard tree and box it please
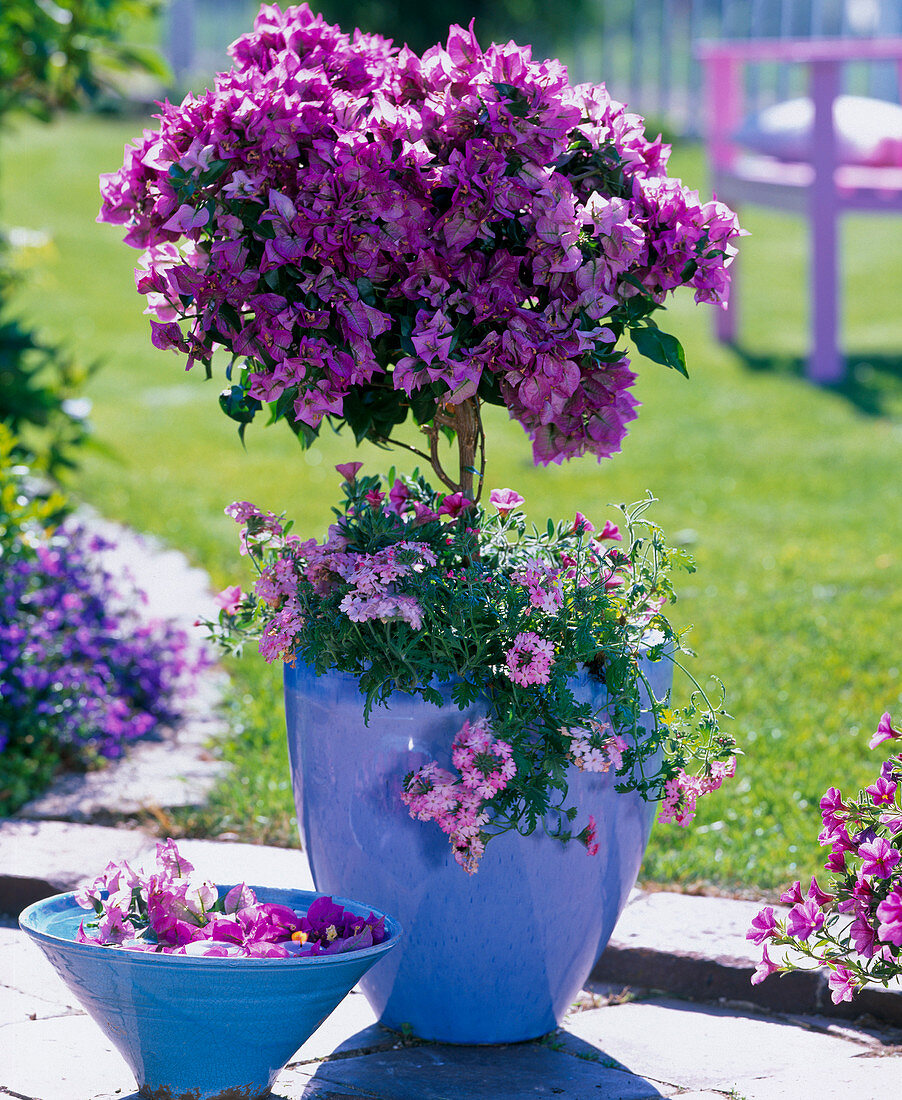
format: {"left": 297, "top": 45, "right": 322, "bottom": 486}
{"left": 98, "top": 3, "right": 743, "bottom": 867}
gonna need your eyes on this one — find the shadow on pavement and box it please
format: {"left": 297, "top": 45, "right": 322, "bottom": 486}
{"left": 288, "top": 1027, "right": 666, "bottom": 1100}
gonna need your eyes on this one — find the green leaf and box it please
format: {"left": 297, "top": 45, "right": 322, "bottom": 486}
{"left": 218, "top": 385, "right": 261, "bottom": 425}
{"left": 630, "top": 324, "right": 689, "bottom": 378}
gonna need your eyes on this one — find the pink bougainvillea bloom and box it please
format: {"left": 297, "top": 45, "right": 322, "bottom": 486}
{"left": 489, "top": 488, "right": 525, "bottom": 516}
{"left": 335, "top": 462, "right": 363, "bottom": 482}
{"left": 598, "top": 520, "right": 622, "bottom": 542}
{"left": 747, "top": 905, "right": 778, "bottom": 946}
{"left": 149, "top": 319, "right": 188, "bottom": 353}
{"left": 858, "top": 837, "right": 901, "bottom": 879}
{"left": 161, "top": 203, "right": 210, "bottom": 233}
{"left": 827, "top": 966, "right": 858, "bottom": 1004}
{"left": 213, "top": 585, "right": 243, "bottom": 615}
{"left": 785, "top": 898, "right": 825, "bottom": 941}
{"left": 869, "top": 712, "right": 901, "bottom": 751}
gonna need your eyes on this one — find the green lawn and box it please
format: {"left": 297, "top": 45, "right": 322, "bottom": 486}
{"left": 4, "top": 111, "right": 902, "bottom": 893}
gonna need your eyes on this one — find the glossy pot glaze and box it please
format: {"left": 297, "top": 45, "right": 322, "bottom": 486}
{"left": 285, "top": 654, "right": 672, "bottom": 1044}
{"left": 19, "top": 885, "right": 401, "bottom": 1100}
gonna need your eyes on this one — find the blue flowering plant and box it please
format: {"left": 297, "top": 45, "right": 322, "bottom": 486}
{"left": 0, "top": 427, "right": 205, "bottom": 814}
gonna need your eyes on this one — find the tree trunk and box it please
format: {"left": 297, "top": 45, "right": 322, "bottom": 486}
{"left": 452, "top": 398, "right": 480, "bottom": 501}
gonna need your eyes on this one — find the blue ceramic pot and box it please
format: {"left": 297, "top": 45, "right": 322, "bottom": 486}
{"left": 284, "top": 654, "right": 672, "bottom": 1044}
{"left": 19, "top": 885, "right": 401, "bottom": 1100}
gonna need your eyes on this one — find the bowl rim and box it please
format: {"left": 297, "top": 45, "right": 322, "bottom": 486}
{"left": 19, "top": 884, "right": 403, "bottom": 968}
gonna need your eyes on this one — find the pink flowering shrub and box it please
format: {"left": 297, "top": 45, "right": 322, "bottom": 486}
{"left": 211, "top": 465, "right": 737, "bottom": 870}
{"left": 76, "top": 839, "right": 387, "bottom": 956}
{"left": 98, "top": 3, "right": 741, "bottom": 473}
{"left": 748, "top": 714, "right": 902, "bottom": 1002}
{"left": 99, "top": 4, "right": 742, "bottom": 870}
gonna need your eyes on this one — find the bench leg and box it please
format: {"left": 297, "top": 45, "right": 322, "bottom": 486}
{"left": 807, "top": 59, "right": 844, "bottom": 384}
{"left": 716, "top": 218, "right": 739, "bottom": 345}
{"left": 808, "top": 203, "right": 843, "bottom": 384}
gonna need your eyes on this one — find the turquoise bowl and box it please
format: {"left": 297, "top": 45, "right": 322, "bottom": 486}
{"left": 19, "top": 885, "right": 401, "bottom": 1100}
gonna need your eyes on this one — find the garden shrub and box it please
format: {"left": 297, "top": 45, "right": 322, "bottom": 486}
{"left": 0, "top": 427, "right": 206, "bottom": 815}
{"left": 0, "top": 282, "right": 94, "bottom": 474}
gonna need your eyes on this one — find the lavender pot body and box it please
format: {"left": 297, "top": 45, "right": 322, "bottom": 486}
{"left": 285, "top": 653, "right": 672, "bottom": 1044}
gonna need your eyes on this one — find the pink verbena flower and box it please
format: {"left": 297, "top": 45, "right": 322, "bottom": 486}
{"left": 452, "top": 718, "right": 516, "bottom": 800}
{"left": 401, "top": 718, "right": 516, "bottom": 873}
{"left": 567, "top": 726, "right": 627, "bottom": 774}
{"left": 504, "top": 631, "right": 554, "bottom": 686}
{"left": 658, "top": 758, "right": 736, "bottom": 827}
{"left": 511, "top": 560, "right": 564, "bottom": 615}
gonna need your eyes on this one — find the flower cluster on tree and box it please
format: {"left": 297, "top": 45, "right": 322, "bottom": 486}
{"left": 99, "top": 3, "right": 742, "bottom": 491}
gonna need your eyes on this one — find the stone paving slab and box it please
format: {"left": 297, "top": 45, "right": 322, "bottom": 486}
{"left": 1, "top": 1013, "right": 135, "bottom": 1100}
{"left": 564, "top": 994, "right": 902, "bottom": 1100}
{"left": 17, "top": 671, "right": 231, "bottom": 824}
{"left": 0, "top": 824, "right": 315, "bottom": 918}
{"left": 596, "top": 889, "right": 902, "bottom": 1027}
{"left": 0, "top": 821, "right": 157, "bottom": 915}
{"left": 276, "top": 1041, "right": 667, "bottom": 1100}
{"left": 5, "top": 916, "right": 902, "bottom": 1100}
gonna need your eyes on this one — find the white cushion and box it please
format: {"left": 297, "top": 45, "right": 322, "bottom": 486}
{"left": 733, "top": 94, "right": 902, "bottom": 166}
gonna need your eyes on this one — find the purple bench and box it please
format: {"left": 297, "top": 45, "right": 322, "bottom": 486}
{"left": 697, "top": 37, "right": 902, "bottom": 383}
